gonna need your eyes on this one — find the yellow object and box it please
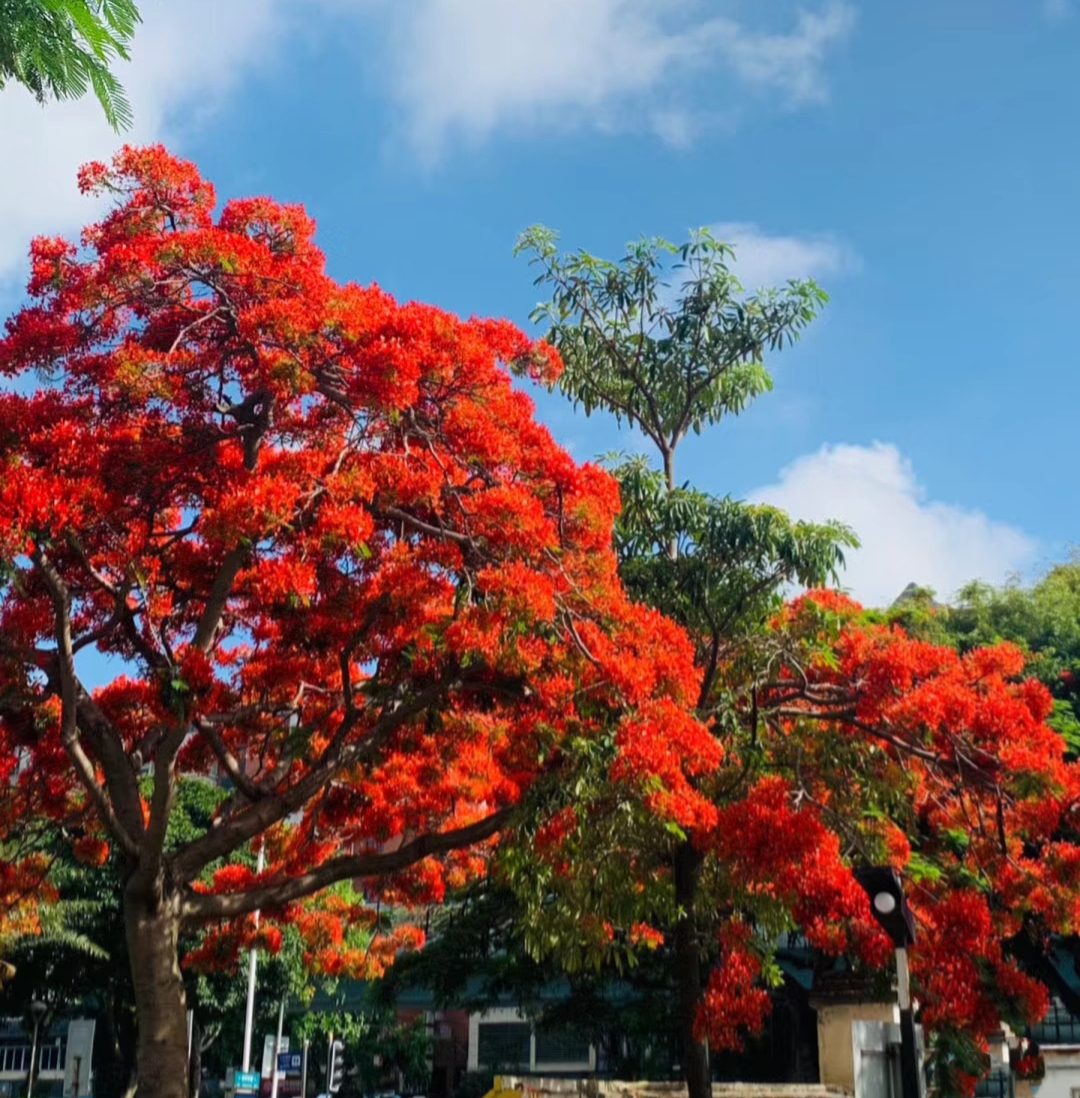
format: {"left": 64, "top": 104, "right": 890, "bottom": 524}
{"left": 480, "top": 1077, "right": 523, "bottom": 1098}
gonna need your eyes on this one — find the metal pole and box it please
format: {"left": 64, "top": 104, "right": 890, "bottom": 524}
{"left": 241, "top": 842, "right": 266, "bottom": 1073}
{"left": 301, "top": 1038, "right": 309, "bottom": 1098}
{"left": 27, "top": 1016, "right": 40, "bottom": 1098}
{"left": 896, "top": 947, "right": 921, "bottom": 1098}
{"left": 270, "top": 998, "right": 285, "bottom": 1098}
{"left": 326, "top": 1032, "right": 334, "bottom": 1094}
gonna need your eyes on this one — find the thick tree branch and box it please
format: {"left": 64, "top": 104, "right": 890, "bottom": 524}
{"left": 140, "top": 723, "right": 190, "bottom": 887}
{"left": 170, "top": 680, "right": 455, "bottom": 882}
{"left": 31, "top": 547, "right": 142, "bottom": 860}
{"left": 191, "top": 546, "right": 247, "bottom": 653}
{"left": 378, "top": 506, "right": 472, "bottom": 546}
{"left": 179, "top": 806, "right": 514, "bottom": 924}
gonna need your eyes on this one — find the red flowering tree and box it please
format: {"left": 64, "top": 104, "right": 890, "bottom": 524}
{"left": 0, "top": 147, "right": 716, "bottom": 1097}
{"left": 764, "top": 593, "right": 1080, "bottom": 1093}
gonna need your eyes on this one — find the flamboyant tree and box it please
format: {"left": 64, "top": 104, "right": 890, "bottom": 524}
{"left": 507, "top": 228, "right": 1080, "bottom": 1096}
{"left": 0, "top": 147, "right": 719, "bottom": 1098}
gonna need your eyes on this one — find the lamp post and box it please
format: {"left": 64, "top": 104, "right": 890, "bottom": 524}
{"left": 27, "top": 999, "right": 47, "bottom": 1098}
{"left": 854, "top": 866, "right": 921, "bottom": 1098}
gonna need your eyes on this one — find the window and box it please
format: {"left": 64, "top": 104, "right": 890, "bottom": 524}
{"left": 1030, "top": 996, "right": 1080, "bottom": 1046}
{"left": 477, "top": 1023, "right": 531, "bottom": 1069}
{"left": 40, "top": 1041, "right": 65, "bottom": 1072}
{"left": 534, "top": 1029, "right": 591, "bottom": 1067}
{"left": 973, "top": 1068, "right": 1011, "bottom": 1098}
{"left": 0, "top": 1044, "right": 29, "bottom": 1072}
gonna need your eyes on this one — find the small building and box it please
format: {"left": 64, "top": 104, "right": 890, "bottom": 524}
{"left": 0, "top": 1016, "right": 95, "bottom": 1097}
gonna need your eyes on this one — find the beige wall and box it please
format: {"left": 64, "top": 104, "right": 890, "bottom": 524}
{"left": 1030, "top": 1048, "right": 1080, "bottom": 1098}
{"left": 813, "top": 1002, "right": 898, "bottom": 1093}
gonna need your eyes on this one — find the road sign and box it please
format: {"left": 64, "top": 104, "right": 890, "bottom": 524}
{"left": 233, "top": 1068, "right": 261, "bottom": 1093}
{"left": 278, "top": 1050, "right": 304, "bottom": 1074}
{"left": 262, "top": 1034, "right": 290, "bottom": 1076}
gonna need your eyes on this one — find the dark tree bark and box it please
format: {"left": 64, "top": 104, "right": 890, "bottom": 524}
{"left": 124, "top": 884, "right": 189, "bottom": 1098}
{"left": 674, "top": 840, "right": 711, "bottom": 1098}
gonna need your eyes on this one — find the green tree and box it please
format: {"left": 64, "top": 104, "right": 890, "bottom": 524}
{"left": 512, "top": 227, "right": 853, "bottom": 1098}
{"left": 0, "top": 0, "right": 140, "bottom": 129}
{"left": 943, "top": 559, "right": 1080, "bottom": 750}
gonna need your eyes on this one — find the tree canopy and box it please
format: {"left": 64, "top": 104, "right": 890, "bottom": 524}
{"left": 0, "top": 146, "right": 717, "bottom": 1097}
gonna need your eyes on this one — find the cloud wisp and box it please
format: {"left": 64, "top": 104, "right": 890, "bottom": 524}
{"left": 750, "top": 442, "right": 1036, "bottom": 608}
{"left": 1041, "top": 0, "right": 1073, "bottom": 23}
{"left": 710, "top": 221, "right": 858, "bottom": 290}
{"left": 366, "top": 0, "right": 856, "bottom": 160}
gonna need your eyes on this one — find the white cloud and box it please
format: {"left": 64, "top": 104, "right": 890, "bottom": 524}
{"left": 1042, "top": 0, "right": 1073, "bottom": 22}
{"left": 711, "top": 221, "right": 858, "bottom": 289}
{"left": 716, "top": 4, "right": 857, "bottom": 105}
{"left": 749, "top": 442, "right": 1036, "bottom": 608}
{"left": 0, "top": 0, "right": 296, "bottom": 284}
{"left": 364, "top": 0, "right": 856, "bottom": 159}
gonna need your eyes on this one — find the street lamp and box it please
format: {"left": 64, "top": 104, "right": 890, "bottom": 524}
{"left": 27, "top": 999, "right": 47, "bottom": 1098}
{"left": 854, "top": 866, "right": 921, "bottom": 1098}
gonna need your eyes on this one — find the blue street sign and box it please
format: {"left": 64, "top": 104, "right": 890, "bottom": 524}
{"left": 278, "top": 1050, "right": 304, "bottom": 1074}
{"left": 233, "top": 1068, "right": 261, "bottom": 1092}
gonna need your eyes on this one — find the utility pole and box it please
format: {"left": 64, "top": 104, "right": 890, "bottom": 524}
{"left": 27, "top": 1000, "right": 46, "bottom": 1098}
{"left": 895, "top": 946, "right": 921, "bottom": 1098}
{"left": 270, "top": 998, "right": 285, "bottom": 1098}
{"left": 241, "top": 842, "right": 266, "bottom": 1074}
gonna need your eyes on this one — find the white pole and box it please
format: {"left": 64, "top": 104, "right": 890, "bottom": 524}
{"left": 27, "top": 1016, "right": 40, "bottom": 1098}
{"left": 269, "top": 998, "right": 285, "bottom": 1098}
{"left": 241, "top": 843, "right": 265, "bottom": 1073}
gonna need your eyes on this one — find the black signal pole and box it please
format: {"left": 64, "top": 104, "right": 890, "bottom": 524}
{"left": 854, "top": 866, "right": 922, "bottom": 1098}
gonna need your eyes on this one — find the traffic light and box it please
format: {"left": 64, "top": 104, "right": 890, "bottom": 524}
{"left": 327, "top": 1038, "right": 345, "bottom": 1094}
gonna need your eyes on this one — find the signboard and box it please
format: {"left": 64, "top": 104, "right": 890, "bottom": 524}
{"left": 278, "top": 1050, "right": 303, "bottom": 1074}
{"left": 64, "top": 1018, "right": 96, "bottom": 1098}
{"left": 259, "top": 1078, "right": 302, "bottom": 1097}
{"left": 261, "top": 1035, "right": 289, "bottom": 1077}
{"left": 233, "top": 1068, "right": 261, "bottom": 1093}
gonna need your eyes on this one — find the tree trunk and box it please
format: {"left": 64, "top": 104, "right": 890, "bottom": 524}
{"left": 124, "top": 885, "right": 190, "bottom": 1098}
{"left": 674, "top": 840, "right": 711, "bottom": 1098}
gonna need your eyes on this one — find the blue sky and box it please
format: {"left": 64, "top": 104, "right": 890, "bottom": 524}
{"left": 1, "top": 0, "right": 1076, "bottom": 606}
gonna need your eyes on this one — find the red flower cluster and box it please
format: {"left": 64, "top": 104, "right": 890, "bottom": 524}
{"left": 696, "top": 923, "right": 773, "bottom": 1051}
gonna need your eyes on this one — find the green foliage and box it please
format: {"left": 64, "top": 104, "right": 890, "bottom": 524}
{"left": 515, "top": 225, "right": 826, "bottom": 473}
{"left": 0, "top": 0, "right": 139, "bottom": 129}
{"left": 943, "top": 560, "right": 1080, "bottom": 750}
{"left": 295, "top": 1007, "right": 432, "bottom": 1097}
{"left": 930, "top": 1026, "right": 992, "bottom": 1098}
{"left": 389, "top": 879, "right": 685, "bottom": 1080}
{"left": 611, "top": 453, "right": 856, "bottom": 707}
{"left": 0, "top": 778, "right": 350, "bottom": 1088}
